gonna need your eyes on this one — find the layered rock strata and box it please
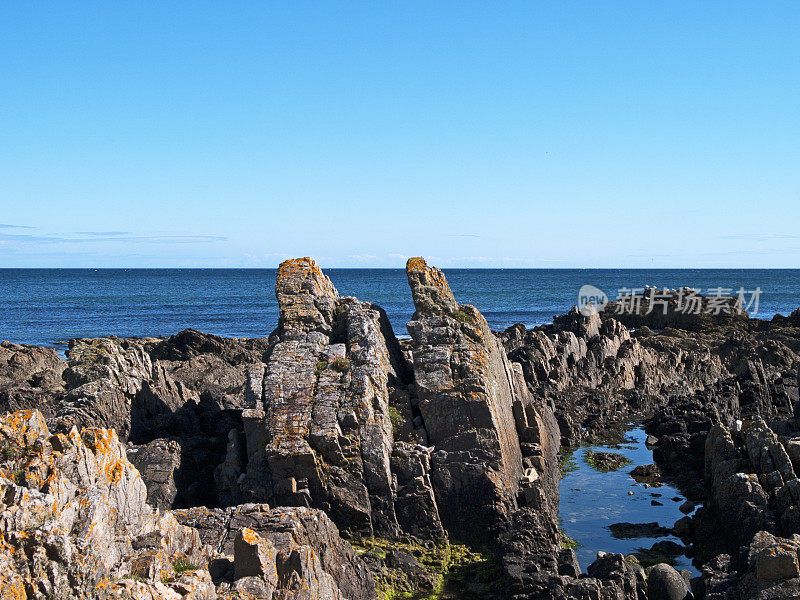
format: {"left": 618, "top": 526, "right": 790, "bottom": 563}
{"left": 0, "top": 408, "right": 377, "bottom": 600}
{"left": 404, "top": 257, "right": 529, "bottom": 539}
{"left": 6, "top": 262, "right": 800, "bottom": 598}
{"left": 0, "top": 342, "right": 66, "bottom": 417}
{"left": 223, "top": 257, "right": 432, "bottom": 540}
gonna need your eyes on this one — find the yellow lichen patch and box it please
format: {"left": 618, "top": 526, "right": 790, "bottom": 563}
{"left": 240, "top": 527, "right": 261, "bottom": 544}
{"left": 0, "top": 576, "right": 26, "bottom": 600}
{"left": 106, "top": 460, "right": 125, "bottom": 484}
{"left": 408, "top": 257, "right": 449, "bottom": 288}
{"left": 276, "top": 256, "right": 339, "bottom": 301}
{"left": 0, "top": 533, "right": 16, "bottom": 555}
{"left": 1, "top": 409, "right": 48, "bottom": 448}
{"left": 278, "top": 257, "right": 319, "bottom": 278}
{"left": 278, "top": 258, "right": 321, "bottom": 287}
{"left": 406, "top": 256, "right": 428, "bottom": 273}
{"left": 0, "top": 551, "right": 27, "bottom": 600}
{"left": 81, "top": 428, "right": 120, "bottom": 457}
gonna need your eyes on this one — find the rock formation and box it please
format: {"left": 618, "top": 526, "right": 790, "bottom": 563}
{"left": 405, "top": 257, "right": 527, "bottom": 539}
{"left": 0, "top": 341, "right": 67, "bottom": 416}
{"left": 222, "top": 257, "right": 438, "bottom": 541}
{"left": 4, "top": 260, "right": 800, "bottom": 598}
{"left": 0, "top": 409, "right": 210, "bottom": 599}
{"left": 0, "top": 409, "right": 376, "bottom": 600}
{"left": 174, "top": 504, "right": 376, "bottom": 600}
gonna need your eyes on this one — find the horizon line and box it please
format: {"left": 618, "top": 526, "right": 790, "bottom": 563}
{"left": 2, "top": 266, "right": 800, "bottom": 271}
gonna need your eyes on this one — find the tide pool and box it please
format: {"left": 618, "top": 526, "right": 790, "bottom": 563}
{"left": 558, "top": 426, "right": 699, "bottom": 576}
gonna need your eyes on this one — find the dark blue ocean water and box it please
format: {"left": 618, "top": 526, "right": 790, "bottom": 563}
{"left": 1, "top": 269, "right": 799, "bottom": 348}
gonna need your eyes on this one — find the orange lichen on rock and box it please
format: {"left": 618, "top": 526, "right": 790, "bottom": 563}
{"left": 276, "top": 257, "right": 338, "bottom": 300}
{"left": 406, "top": 256, "right": 458, "bottom": 315}
{"left": 1, "top": 409, "right": 48, "bottom": 446}
{"left": 80, "top": 427, "right": 119, "bottom": 457}
{"left": 240, "top": 527, "right": 260, "bottom": 544}
{"left": 0, "top": 574, "right": 26, "bottom": 600}
{"left": 106, "top": 459, "right": 125, "bottom": 484}
{"left": 0, "top": 409, "right": 216, "bottom": 599}
{"left": 405, "top": 256, "right": 429, "bottom": 272}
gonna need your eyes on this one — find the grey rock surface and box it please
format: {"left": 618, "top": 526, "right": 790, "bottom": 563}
{"left": 0, "top": 341, "right": 66, "bottom": 416}
{"left": 647, "top": 563, "right": 690, "bottom": 600}
{"left": 405, "top": 256, "right": 525, "bottom": 540}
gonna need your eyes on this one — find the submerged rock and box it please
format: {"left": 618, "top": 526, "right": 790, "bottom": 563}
{"left": 630, "top": 463, "right": 663, "bottom": 483}
{"left": 585, "top": 450, "right": 632, "bottom": 472}
{"left": 634, "top": 540, "right": 686, "bottom": 567}
{"left": 608, "top": 522, "right": 673, "bottom": 539}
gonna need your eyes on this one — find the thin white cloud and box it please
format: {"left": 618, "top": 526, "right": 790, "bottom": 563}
{"left": 721, "top": 234, "right": 800, "bottom": 241}
{"left": 348, "top": 254, "right": 379, "bottom": 262}
{"left": 130, "top": 235, "right": 227, "bottom": 243}
{"left": 700, "top": 247, "right": 800, "bottom": 257}
{"left": 0, "top": 232, "right": 227, "bottom": 244}
{"left": 74, "top": 231, "right": 131, "bottom": 236}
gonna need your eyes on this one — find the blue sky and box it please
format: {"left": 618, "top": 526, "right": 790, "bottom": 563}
{"left": 1, "top": 2, "right": 799, "bottom": 268}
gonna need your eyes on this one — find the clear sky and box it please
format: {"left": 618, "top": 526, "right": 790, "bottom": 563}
{"left": 1, "top": 2, "right": 799, "bottom": 268}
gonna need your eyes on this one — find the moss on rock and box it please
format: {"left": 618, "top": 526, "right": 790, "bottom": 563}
{"left": 350, "top": 537, "right": 503, "bottom": 600}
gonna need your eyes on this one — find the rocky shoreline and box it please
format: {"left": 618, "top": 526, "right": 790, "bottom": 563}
{"left": 2, "top": 257, "right": 800, "bottom": 599}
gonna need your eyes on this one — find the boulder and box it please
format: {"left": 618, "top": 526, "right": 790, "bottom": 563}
{"left": 175, "top": 504, "right": 376, "bottom": 600}
{"left": 586, "top": 552, "right": 642, "bottom": 598}
{"left": 647, "top": 563, "right": 690, "bottom": 600}
{"left": 234, "top": 527, "right": 278, "bottom": 586}
{"left": 127, "top": 438, "right": 182, "bottom": 509}
{"left": 748, "top": 531, "right": 800, "bottom": 581}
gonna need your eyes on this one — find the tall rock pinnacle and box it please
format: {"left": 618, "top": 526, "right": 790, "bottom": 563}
{"left": 405, "top": 257, "right": 527, "bottom": 540}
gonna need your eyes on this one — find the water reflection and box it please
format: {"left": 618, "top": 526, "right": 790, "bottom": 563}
{"left": 558, "top": 426, "right": 699, "bottom": 576}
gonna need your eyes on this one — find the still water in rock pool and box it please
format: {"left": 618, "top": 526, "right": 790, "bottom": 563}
{"left": 558, "top": 427, "right": 699, "bottom": 576}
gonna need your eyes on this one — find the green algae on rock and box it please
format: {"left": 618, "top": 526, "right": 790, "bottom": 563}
{"left": 584, "top": 449, "right": 633, "bottom": 472}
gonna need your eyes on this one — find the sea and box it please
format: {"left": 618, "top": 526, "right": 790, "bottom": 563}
{"left": 1, "top": 268, "right": 799, "bottom": 349}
